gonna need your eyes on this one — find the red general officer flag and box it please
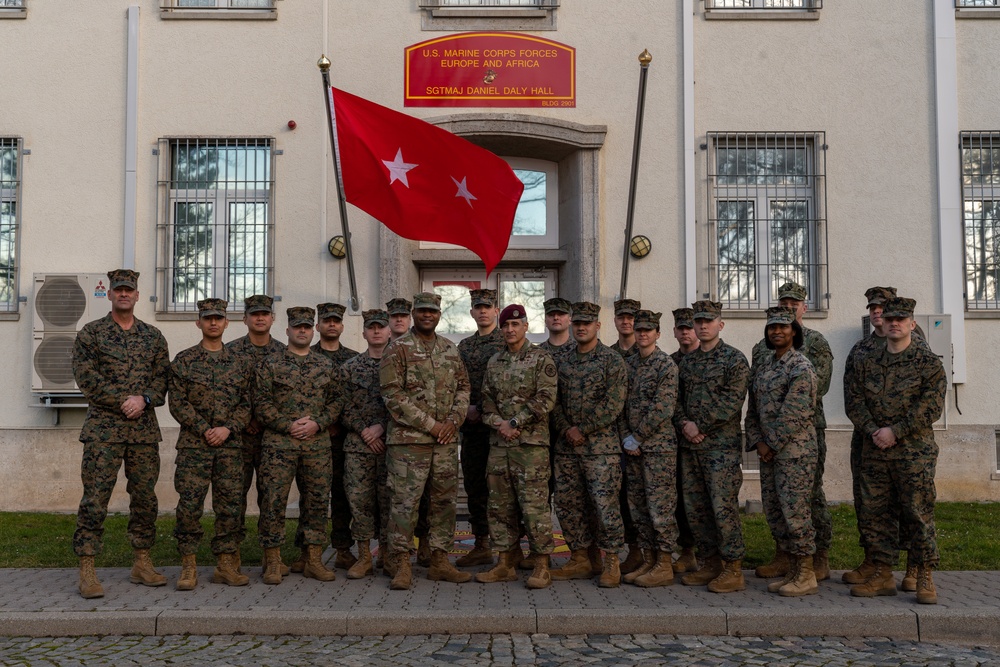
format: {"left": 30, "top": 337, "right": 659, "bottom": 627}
{"left": 330, "top": 87, "right": 525, "bottom": 275}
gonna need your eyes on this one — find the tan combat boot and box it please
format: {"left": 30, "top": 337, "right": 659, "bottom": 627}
{"left": 518, "top": 552, "right": 536, "bottom": 571}
{"left": 623, "top": 549, "right": 655, "bottom": 585}
{"left": 416, "top": 536, "right": 432, "bottom": 567}
{"left": 550, "top": 549, "right": 593, "bottom": 581}
{"left": 130, "top": 549, "right": 167, "bottom": 587}
{"left": 526, "top": 554, "right": 552, "bottom": 590}
{"left": 289, "top": 550, "right": 306, "bottom": 574}
{"left": 620, "top": 543, "right": 645, "bottom": 575}
{"left": 813, "top": 549, "right": 830, "bottom": 582}
{"left": 672, "top": 547, "right": 697, "bottom": 574}
{"left": 707, "top": 559, "right": 746, "bottom": 593}
{"left": 78, "top": 555, "right": 104, "bottom": 599}
{"left": 427, "top": 549, "right": 472, "bottom": 583}
{"left": 900, "top": 553, "right": 918, "bottom": 592}
{"left": 588, "top": 544, "right": 604, "bottom": 576}
{"left": 383, "top": 551, "right": 398, "bottom": 578}
{"left": 303, "top": 544, "right": 336, "bottom": 582}
{"left": 850, "top": 561, "right": 897, "bottom": 597}
{"left": 916, "top": 564, "right": 937, "bottom": 604}
{"left": 456, "top": 536, "right": 494, "bottom": 567}
{"left": 842, "top": 551, "right": 875, "bottom": 584}
{"left": 233, "top": 551, "right": 241, "bottom": 572}
{"left": 767, "top": 557, "right": 799, "bottom": 593}
{"left": 778, "top": 555, "right": 819, "bottom": 597}
{"left": 390, "top": 554, "right": 412, "bottom": 590}
{"left": 212, "top": 553, "right": 249, "bottom": 586}
{"left": 475, "top": 548, "right": 518, "bottom": 583}
{"left": 635, "top": 550, "right": 676, "bottom": 588}
{"left": 681, "top": 554, "right": 723, "bottom": 586}
{"left": 755, "top": 549, "right": 791, "bottom": 578}
{"left": 176, "top": 554, "right": 198, "bottom": 591}
{"left": 262, "top": 547, "right": 284, "bottom": 585}
{"left": 508, "top": 546, "right": 525, "bottom": 570}
{"left": 598, "top": 552, "right": 621, "bottom": 588}
{"left": 347, "top": 541, "right": 374, "bottom": 579}
{"left": 335, "top": 545, "right": 358, "bottom": 571}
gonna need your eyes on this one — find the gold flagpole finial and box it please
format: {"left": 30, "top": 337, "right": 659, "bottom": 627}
{"left": 317, "top": 55, "right": 331, "bottom": 72}
{"left": 638, "top": 49, "right": 652, "bottom": 66}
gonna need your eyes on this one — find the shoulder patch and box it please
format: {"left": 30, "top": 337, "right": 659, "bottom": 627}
{"left": 545, "top": 363, "right": 557, "bottom": 377}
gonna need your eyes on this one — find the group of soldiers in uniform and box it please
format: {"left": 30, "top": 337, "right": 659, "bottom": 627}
{"left": 70, "top": 269, "right": 946, "bottom": 605}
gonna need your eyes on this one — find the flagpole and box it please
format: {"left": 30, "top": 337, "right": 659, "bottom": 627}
{"left": 318, "top": 55, "right": 360, "bottom": 312}
{"left": 618, "top": 49, "right": 652, "bottom": 300}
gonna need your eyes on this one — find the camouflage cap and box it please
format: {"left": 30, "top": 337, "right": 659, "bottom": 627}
{"left": 498, "top": 303, "right": 527, "bottom": 327}
{"left": 317, "top": 302, "right": 347, "bottom": 321}
{"left": 692, "top": 300, "right": 723, "bottom": 321}
{"left": 385, "top": 297, "right": 412, "bottom": 316}
{"left": 882, "top": 296, "right": 916, "bottom": 318}
{"left": 287, "top": 306, "right": 315, "bottom": 327}
{"left": 362, "top": 308, "right": 389, "bottom": 328}
{"left": 765, "top": 305, "right": 796, "bottom": 326}
{"left": 107, "top": 269, "right": 139, "bottom": 290}
{"left": 614, "top": 298, "right": 641, "bottom": 316}
{"left": 571, "top": 301, "right": 600, "bottom": 323}
{"left": 244, "top": 294, "right": 274, "bottom": 314}
{"left": 865, "top": 286, "right": 897, "bottom": 307}
{"left": 777, "top": 281, "right": 808, "bottom": 302}
{"left": 672, "top": 307, "right": 695, "bottom": 329}
{"left": 543, "top": 297, "right": 573, "bottom": 315}
{"left": 412, "top": 292, "right": 442, "bottom": 312}
{"left": 197, "top": 298, "right": 227, "bottom": 319}
{"left": 633, "top": 309, "right": 662, "bottom": 331}
{"left": 470, "top": 288, "right": 498, "bottom": 308}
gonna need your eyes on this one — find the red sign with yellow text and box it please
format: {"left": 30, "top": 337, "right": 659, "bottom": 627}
{"left": 405, "top": 32, "right": 575, "bottom": 108}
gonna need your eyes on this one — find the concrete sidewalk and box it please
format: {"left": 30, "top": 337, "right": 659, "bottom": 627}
{"left": 2, "top": 561, "right": 997, "bottom": 644}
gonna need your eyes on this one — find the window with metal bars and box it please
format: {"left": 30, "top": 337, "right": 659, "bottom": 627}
{"left": 706, "top": 0, "right": 821, "bottom": 9}
{"left": 421, "top": 0, "right": 554, "bottom": 7}
{"left": 957, "top": 0, "right": 1000, "bottom": 7}
{"left": 155, "top": 138, "right": 274, "bottom": 314}
{"left": 960, "top": 132, "right": 1000, "bottom": 310}
{"left": 0, "top": 139, "right": 21, "bottom": 312}
{"left": 165, "top": 0, "right": 272, "bottom": 7}
{"left": 706, "top": 132, "right": 828, "bottom": 311}
{"left": 159, "top": 0, "right": 276, "bottom": 19}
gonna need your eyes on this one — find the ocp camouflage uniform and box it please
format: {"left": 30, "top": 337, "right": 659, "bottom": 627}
{"left": 342, "top": 351, "right": 390, "bottom": 544}
{"left": 551, "top": 343, "right": 628, "bottom": 552}
{"left": 746, "top": 349, "right": 818, "bottom": 557}
{"left": 753, "top": 325, "right": 832, "bottom": 551}
{"left": 846, "top": 340, "right": 946, "bottom": 567}
{"left": 72, "top": 312, "right": 169, "bottom": 556}
{"left": 380, "top": 331, "right": 471, "bottom": 556}
{"left": 670, "top": 348, "right": 695, "bottom": 552}
{"left": 458, "top": 326, "right": 505, "bottom": 539}
{"left": 225, "top": 333, "right": 285, "bottom": 544}
{"left": 169, "top": 343, "right": 251, "bottom": 556}
{"left": 610, "top": 340, "right": 639, "bottom": 547}
{"left": 254, "top": 349, "right": 345, "bottom": 549}
{"left": 481, "top": 342, "right": 558, "bottom": 555}
{"left": 673, "top": 341, "right": 749, "bottom": 562}
{"left": 621, "top": 348, "right": 680, "bottom": 554}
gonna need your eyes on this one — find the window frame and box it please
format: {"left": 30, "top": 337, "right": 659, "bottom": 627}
{"left": 419, "top": 0, "right": 558, "bottom": 30}
{"left": 159, "top": 0, "right": 277, "bottom": 20}
{"left": 704, "top": 0, "right": 821, "bottom": 20}
{"left": 154, "top": 137, "right": 276, "bottom": 316}
{"left": 0, "top": 0, "right": 25, "bottom": 19}
{"left": 959, "top": 131, "right": 1000, "bottom": 311}
{"left": 705, "top": 131, "right": 829, "bottom": 313}
{"left": 0, "top": 138, "right": 22, "bottom": 315}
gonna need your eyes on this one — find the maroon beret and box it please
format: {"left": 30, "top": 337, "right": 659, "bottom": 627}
{"left": 499, "top": 304, "right": 527, "bottom": 327}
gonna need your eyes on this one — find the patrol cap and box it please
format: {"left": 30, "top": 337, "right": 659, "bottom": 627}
{"left": 633, "top": 310, "right": 662, "bottom": 331}
{"left": 412, "top": 292, "right": 442, "bottom": 312}
{"left": 197, "top": 298, "right": 227, "bottom": 319}
{"left": 385, "top": 297, "right": 412, "bottom": 316}
{"left": 317, "top": 302, "right": 346, "bottom": 321}
{"left": 543, "top": 297, "right": 573, "bottom": 315}
{"left": 470, "top": 288, "right": 498, "bottom": 308}
{"left": 692, "top": 300, "right": 723, "bottom": 321}
{"left": 864, "top": 286, "right": 897, "bottom": 307}
{"left": 108, "top": 269, "right": 139, "bottom": 290}
{"left": 882, "top": 297, "right": 916, "bottom": 318}
{"left": 777, "top": 281, "right": 808, "bottom": 302}
{"left": 672, "top": 308, "right": 694, "bottom": 329}
{"left": 571, "top": 301, "right": 600, "bottom": 323}
{"left": 499, "top": 304, "right": 527, "bottom": 327}
{"left": 362, "top": 308, "right": 389, "bottom": 328}
{"left": 244, "top": 294, "right": 275, "bottom": 314}
{"left": 614, "top": 298, "right": 641, "bottom": 316}
{"left": 287, "top": 306, "right": 315, "bottom": 327}
{"left": 765, "top": 305, "right": 796, "bottom": 326}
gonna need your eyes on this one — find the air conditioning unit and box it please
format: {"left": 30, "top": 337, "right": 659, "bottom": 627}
{"left": 31, "top": 274, "right": 112, "bottom": 394}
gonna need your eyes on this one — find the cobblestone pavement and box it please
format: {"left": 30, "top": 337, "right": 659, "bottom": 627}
{"left": 0, "top": 634, "right": 998, "bottom": 666}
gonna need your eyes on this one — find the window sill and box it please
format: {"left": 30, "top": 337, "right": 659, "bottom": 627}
{"left": 964, "top": 309, "right": 1000, "bottom": 319}
{"left": 411, "top": 247, "right": 565, "bottom": 266}
{"left": 159, "top": 8, "right": 276, "bottom": 20}
{"left": 0, "top": 311, "right": 19, "bottom": 321}
{"left": 956, "top": 8, "right": 1000, "bottom": 19}
{"left": 155, "top": 312, "right": 250, "bottom": 322}
{"left": 704, "top": 9, "right": 820, "bottom": 20}
{"left": 991, "top": 471, "right": 1000, "bottom": 481}
{"left": 422, "top": 8, "right": 556, "bottom": 30}
{"left": 0, "top": 8, "right": 26, "bottom": 19}
{"left": 719, "top": 309, "right": 828, "bottom": 320}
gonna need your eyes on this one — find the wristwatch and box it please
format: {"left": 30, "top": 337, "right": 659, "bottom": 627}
{"left": 143, "top": 394, "right": 151, "bottom": 406}
{"left": 508, "top": 417, "right": 519, "bottom": 429}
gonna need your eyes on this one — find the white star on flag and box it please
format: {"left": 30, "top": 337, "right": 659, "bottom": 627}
{"left": 382, "top": 148, "right": 418, "bottom": 187}
{"left": 452, "top": 176, "right": 477, "bottom": 207}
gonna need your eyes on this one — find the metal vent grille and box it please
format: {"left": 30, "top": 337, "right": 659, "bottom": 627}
{"left": 35, "top": 276, "right": 87, "bottom": 329}
{"left": 33, "top": 334, "right": 77, "bottom": 387}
